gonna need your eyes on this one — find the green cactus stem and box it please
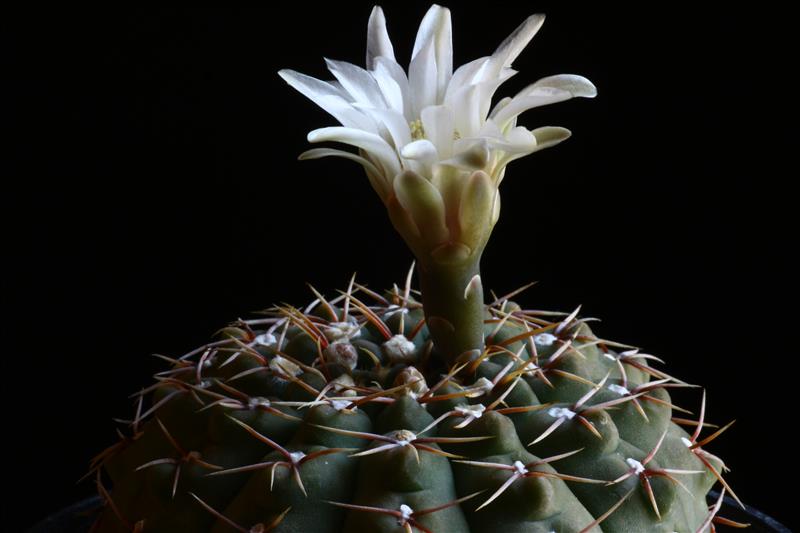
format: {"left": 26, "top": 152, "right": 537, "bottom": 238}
{"left": 417, "top": 252, "right": 485, "bottom": 366}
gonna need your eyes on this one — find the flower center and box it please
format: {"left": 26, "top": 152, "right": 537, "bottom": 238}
{"left": 409, "top": 119, "right": 425, "bottom": 140}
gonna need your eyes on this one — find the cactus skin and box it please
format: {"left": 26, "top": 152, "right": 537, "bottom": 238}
{"left": 89, "top": 278, "right": 734, "bottom": 533}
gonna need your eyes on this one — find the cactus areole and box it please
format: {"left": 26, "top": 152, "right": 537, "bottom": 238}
{"left": 89, "top": 5, "right": 743, "bottom": 533}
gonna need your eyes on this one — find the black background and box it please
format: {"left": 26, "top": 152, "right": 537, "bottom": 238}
{"left": 4, "top": 3, "right": 794, "bottom": 531}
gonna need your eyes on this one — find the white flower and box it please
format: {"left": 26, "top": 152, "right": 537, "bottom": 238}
{"left": 279, "top": 5, "right": 595, "bottom": 263}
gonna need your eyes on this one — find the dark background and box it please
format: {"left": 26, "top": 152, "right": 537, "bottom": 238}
{"left": 4, "top": 3, "right": 793, "bottom": 531}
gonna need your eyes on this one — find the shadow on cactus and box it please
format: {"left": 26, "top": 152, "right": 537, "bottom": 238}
{"left": 87, "top": 5, "right": 745, "bottom": 532}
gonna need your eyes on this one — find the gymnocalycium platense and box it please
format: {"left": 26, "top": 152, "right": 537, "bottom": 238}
{"left": 88, "top": 5, "right": 744, "bottom": 532}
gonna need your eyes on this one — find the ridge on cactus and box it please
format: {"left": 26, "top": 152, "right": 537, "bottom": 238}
{"left": 87, "top": 5, "right": 744, "bottom": 532}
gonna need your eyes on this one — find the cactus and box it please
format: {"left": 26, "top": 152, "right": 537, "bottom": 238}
{"left": 88, "top": 5, "right": 743, "bottom": 532}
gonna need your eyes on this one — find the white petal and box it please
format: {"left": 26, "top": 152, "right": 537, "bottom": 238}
{"left": 491, "top": 127, "right": 571, "bottom": 185}
{"left": 440, "top": 139, "right": 490, "bottom": 171}
{"left": 533, "top": 74, "right": 597, "bottom": 98}
{"left": 449, "top": 84, "right": 481, "bottom": 139}
{"left": 366, "top": 6, "right": 395, "bottom": 69}
{"left": 491, "top": 14, "right": 545, "bottom": 71}
{"left": 421, "top": 105, "right": 454, "bottom": 160}
{"left": 298, "top": 148, "right": 382, "bottom": 177}
{"left": 477, "top": 118, "right": 504, "bottom": 139}
{"left": 372, "top": 58, "right": 407, "bottom": 115}
{"left": 531, "top": 126, "right": 572, "bottom": 150}
{"left": 476, "top": 69, "right": 518, "bottom": 124}
{"left": 401, "top": 139, "right": 438, "bottom": 163}
{"left": 308, "top": 126, "right": 400, "bottom": 177}
{"left": 356, "top": 106, "right": 412, "bottom": 151}
{"left": 447, "top": 71, "right": 514, "bottom": 138}
{"left": 491, "top": 87, "right": 573, "bottom": 128}
{"left": 445, "top": 57, "right": 489, "bottom": 104}
{"left": 316, "top": 95, "right": 378, "bottom": 132}
{"left": 325, "top": 58, "right": 386, "bottom": 108}
{"left": 400, "top": 139, "right": 438, "bottom": 177}
{"left": 489, "top": 126, "right": 537, "bottom": 153}
{"left": 412, "top": 4, "right": 453, "bottom": 101}
{"left": 279, "top": 69, "right": 374, "bottom": 130}
{"left": 408, "top": 39, "right": 437, "bottom": 118}
{"left": 299, "top": 148, "right": 390, "bottom": 200}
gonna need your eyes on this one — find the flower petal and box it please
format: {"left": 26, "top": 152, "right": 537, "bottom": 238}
{"left": 408, "top": 39, "right": 438, "bottom": 118}
{"left": 490, "top": 14, "right": 545, "bottom": 71}
{"left": 412, "top": 4, "right": 453, "bottom": 101}
{"left": 372, "top": 57, "right": 408, "bottom": 116}
{"left": 356, "top": 106, "right": 412, "bottom": 151}
{"left": 491, "top": 88, "right": 573, "bottom": 128}
{"left": 421, "top": 105, "right": 455, "bottom": 160}
{"left": 400, "top": 139, "right": 438, "bottom": 177}
{"left": 298, "top": 148, "right": 383, "bottom": 179}
{"left": 299, "top": 148, "right": 390, "bottom": 201}
{"left": 459, "top": 170, "right": 496, "bottom": 247}
{"left": 325, "top": 58, "right": 386, "bottom": 108}
{"left": 531, "top": 126, "right": 572, "bottom": 150}
{"left": 489, "top": 126, "right": 537, "bottom": 153}
{"left": 366, "top": 6, "right": 395, "bottom": 69}
{"left": 445, "top": 57, "right": 489, "bottom": 104}
{"left": 393, "top": 170, "right": 449, "bottom": 244}
{"left": 401, "top": 139, "right": 438, "bottom": 162}
{"left": 441, "top": 139, "right": 490, "bottom": 171}
{"left": 308, "top": 126, "right": 400, "bottom": 177}
{"left": 278, "top": 69, "right": 375, "bottom": 131}
{"left": 533, "top": 74, "right": 597, "bottom": 98}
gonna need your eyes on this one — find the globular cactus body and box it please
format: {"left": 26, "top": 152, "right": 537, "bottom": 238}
{"left": 90, "top": 278, "right": 733, "bottom": 532}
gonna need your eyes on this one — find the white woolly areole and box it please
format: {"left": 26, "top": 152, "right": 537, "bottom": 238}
{"left": 394, "top": 430, "right": 417, "bottom": 446}
{"left": 512, "top": 460, "right": 528, "bottom": 475}
{"left": 626, "top": 457, "right": 646, "bottom": 475}
{"left": 547, "top": 407, "right": 576, "bottom": 420}
{"left": 330, "top": 399, "right": 352, "bottom": 411}
{"left": 472, "top": 377, "right": 494, "bottom": 394}
{"left": 455, "top": 404, "right": 486, "bottom": 418}
{"left": 248, "top": 397, "right": 271, "bottom": 409}
{"left": 323, "top": 321, "right": 361, "bottom": 342}
{"left": 332, "top": 373, "right": 356, "bottom": 391}
{"left": 323, "top": 341, "right": 358, "bottom": 370}
{"left": 383, "top": 334, "right": 416, "bottom": 362}
{"left": 254, "top": 332, "right": 277, "bottom": 347}
{"left": 534, "top": 333, "right": 558, "bottom": 346}
{"left": 385, "top": 305, "right": 410, "bottom": 317}
{"left": 269, "top": 355, "right": 302, "bottom": 377}
{"left": 289, "top": 451, "right": 306, "bottom": 464}
{"left": 682, "top": 437, "right": 693, "bottom": 448}
{"left": 398, "top": 504, "right": 414, "bottom": 523}
{"left": 608, "top": 384, "right": 629, "bottom": 396}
